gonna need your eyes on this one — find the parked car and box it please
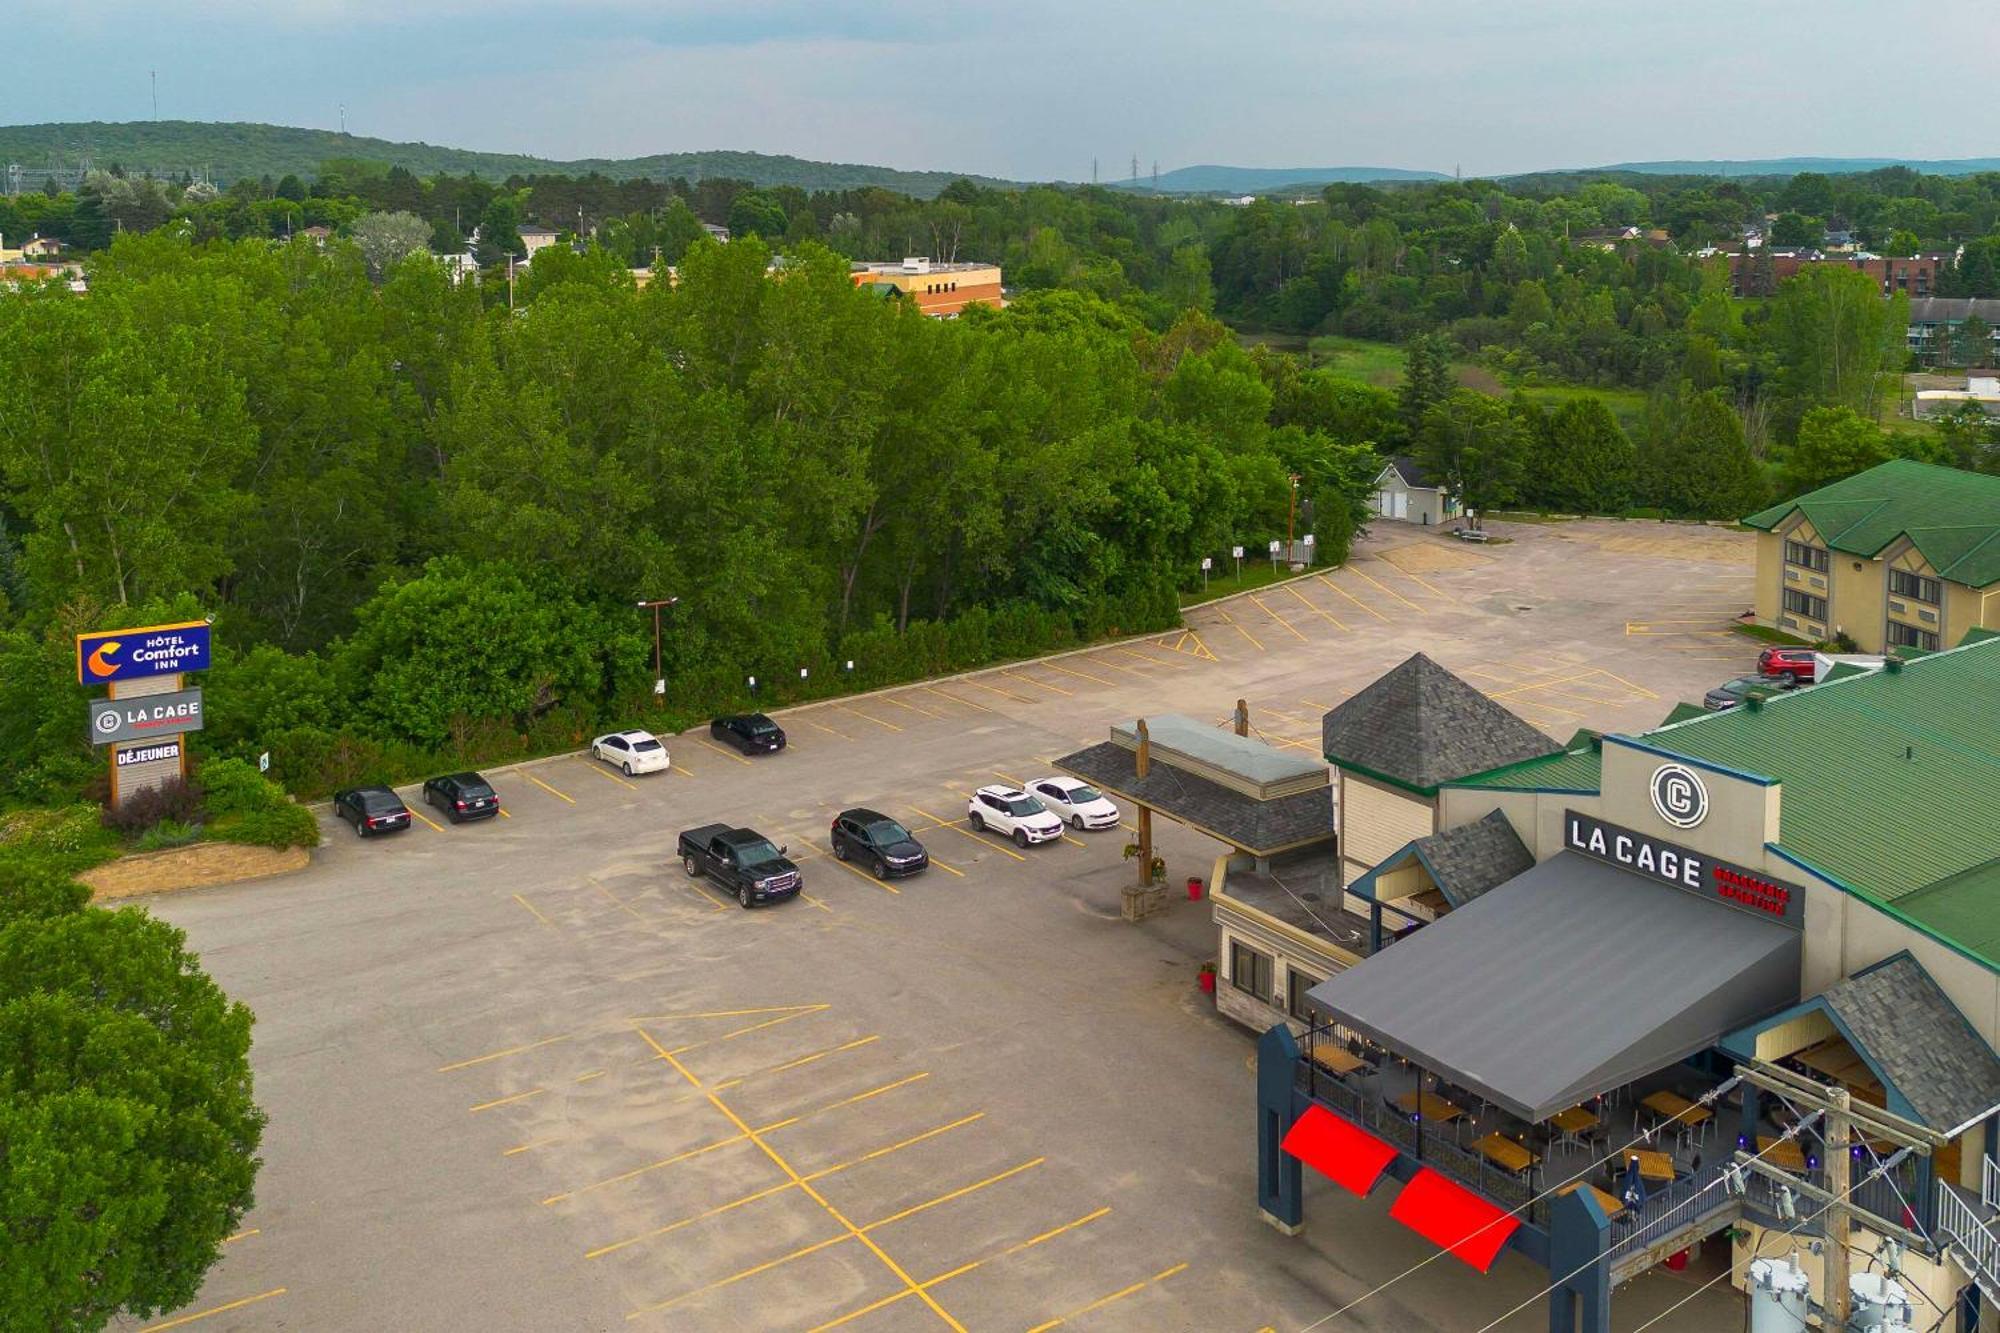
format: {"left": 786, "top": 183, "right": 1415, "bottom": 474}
{"left": 830, "top": 808, "right": 928, "bottom": 878}
{"left": 591, "top": 728, "right": 670, "bottom": 775}
{"left": 1703, "top": 674, "right": 1798, "bottom": 712}
{"left": 422, "top": 771, "right": 500, "bottom": 822}
{"left": 677, "top": 823, "right": 802, "bottom": 908}
{"left": 1453, "top": 526, "right": 1490, "bottom": 543}
{"left": 711, "top": 713, "right": 787, "bottom": 754}
{"left": 966, "top": 785, "right": 1064, "bottom": 848}
{"left": 333, "top": 785, "right": 412, "bottom": 837}
{"left": 1025, "top": 776, "right": 1120, "bottom": 831}
{"left": 1757, "top": 647, "right": 1818, "bottom": 682}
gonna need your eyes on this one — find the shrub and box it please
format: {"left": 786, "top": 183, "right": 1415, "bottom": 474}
{"left": 0, "top": 853, "right": 91, "bottom": 924}
{"left": 99, "top": 779, "right": 204, "bottom": 835}
{"left": 192, "top": 757, "right": 276, "bottom": 818}
{"left": 135, "top": 820, "right": 201, "bottom": 852}
{"left": 209, "top": 803, "right": 320, "bottom": 850}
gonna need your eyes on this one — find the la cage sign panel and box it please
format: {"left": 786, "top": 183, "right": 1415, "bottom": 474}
{"left": 75, "top": 620, "right": 212, "bottom": 684}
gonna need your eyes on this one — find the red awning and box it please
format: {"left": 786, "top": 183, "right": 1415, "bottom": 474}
{"left": 1280, "top": 1104, "right": 1399, "bottom": 1198}
{"left": 1387, "top": 1168, "right": 1522, "bottom": 1272}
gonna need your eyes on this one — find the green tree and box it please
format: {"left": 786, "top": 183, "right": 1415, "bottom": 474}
{"left": 1416, "top": 390, "right": 1523, "bottom": 518}
{"left": 1780, "top": 406, "right": 1892, "bottom": 496}
{"left": 1397, "top": 333, "right": 1454, "bottom": 436}
{"left": 1645, "top": 387, "right": 1765, "bottom": 517}
{"left": 1769, "top": 265, "right": 1907, "bottom": 418}
{"left": 725, "top": 190, "right": 788, "bottom": 240}
{"left": 0, "top": 891, "right": 264, "bottom": 1329}
{"left": 1954, "top": 314, "right": 1993, "bottom": 369}
{"left": 349, "top": 210, "right": 432, "bottom": 280}
{"left": 473, "top": 194, "right": 524, "bottom": 266}
{"left": 1531, "top": 397, "right": 1636, "bottom": 514}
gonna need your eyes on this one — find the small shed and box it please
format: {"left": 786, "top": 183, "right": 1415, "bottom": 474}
{"left": 1371, "top": 456, "right": 1457, "bottom": 526}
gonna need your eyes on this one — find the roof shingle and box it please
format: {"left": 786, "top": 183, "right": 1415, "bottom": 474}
{"left": 1321, "top": 653, "right": 1559, "bottom": 793}
{"left": 1053, "top": 741, "right": 1336, "bottom": 856}
{"left": 1817, "top": 954, "right": 2000, "bottom": 1132}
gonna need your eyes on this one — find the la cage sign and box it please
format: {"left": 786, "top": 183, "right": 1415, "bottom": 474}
{"left": 1564, "top": 810, "right": 1803, "bottom": 926}
{"left": 76, "top": 620, "right": 212, "bottom": 684}
{"left": 89, "top": 689, "right": 205, "bottom": 747}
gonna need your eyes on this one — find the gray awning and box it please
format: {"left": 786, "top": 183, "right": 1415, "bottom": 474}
{"left": 1306, "top": 851, "right": 1800, "bottom": 1123}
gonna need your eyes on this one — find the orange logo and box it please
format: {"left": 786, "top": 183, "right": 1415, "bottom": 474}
{"left": 85, "top": 641, "right": 122, "bottom": 677}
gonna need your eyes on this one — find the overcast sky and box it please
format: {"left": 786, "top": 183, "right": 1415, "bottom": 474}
{"left": 6, "top": 0, "right": 1993, "bottom": 180}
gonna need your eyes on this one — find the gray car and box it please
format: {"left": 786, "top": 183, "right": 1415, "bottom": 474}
{"left": 1702, "top": 674, "right": 1798, "bottom": 711}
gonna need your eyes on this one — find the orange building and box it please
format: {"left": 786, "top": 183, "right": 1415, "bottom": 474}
{"left": 850, "top": 258, "right": 1004, "bottom": 317}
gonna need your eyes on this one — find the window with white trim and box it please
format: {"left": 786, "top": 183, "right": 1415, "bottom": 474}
{"left": 1783, "top": 588, "right": 1827, "bottom": 622}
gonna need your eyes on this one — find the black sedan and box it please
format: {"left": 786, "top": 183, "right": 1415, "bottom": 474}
{"left": 333, "top": 785, "right": 412, "bottom": 837}
{"left": 1703, "top": 674, "right": 1799, "bottom": 711}
{"left": 831, "top": 808, "right": 928, "bottom": 878}
{"left": 422, "top": 771, "right": 501, "bottom": 822}
{"left": 712, "top": 713, "right": 787, "bottom": 754}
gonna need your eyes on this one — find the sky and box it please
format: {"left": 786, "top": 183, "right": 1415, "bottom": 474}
{"left": 4, "top": 0, "right": 1995, "bottom": 180}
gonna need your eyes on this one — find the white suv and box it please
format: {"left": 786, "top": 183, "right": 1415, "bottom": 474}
{"left": 967, "top": 785, "right": 1064, "bottom": 848}
{"left": 590, "top": 729, "right": 671, "bottom": 775}
{"left": 1027, "top": 777, "right": 1120, "bottom": 831}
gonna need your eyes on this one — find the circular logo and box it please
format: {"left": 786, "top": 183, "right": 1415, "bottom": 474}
{"left": 1650, "top": 763, "right": 1709, "bottom": 829}
{"left": 94, "top": 710, "right": 120, "bottom": 736}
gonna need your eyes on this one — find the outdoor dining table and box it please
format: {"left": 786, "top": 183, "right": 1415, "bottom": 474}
{"left": 1556, "top": 1180, "right": 1627, "bottom": 1219}
{"left": 1473, "top": 1132, "right": 1538, "bottom": 1176}
{"left": 1640, "top": 1090, "right": 1712, "bottom": 1127}
{"left": 1549, "top": 1105, "right": 1599, "bottom": 1150}
{"left": 1626, "top": 1149, "right": 1677, "bottom": 1183}
{"left": 1309, "top": 1045, "right": 1366, "bottom": 1076}
{"left": 1395, "top": 1090, "right": 1464, "bottom": 1122}
{"left": 1758, "top": 1134, "right": 1809, "bottom": 1174}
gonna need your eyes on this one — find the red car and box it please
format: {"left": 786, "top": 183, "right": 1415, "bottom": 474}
{"left": 1758, "top": 647, "right": 1817, "bottom": 682}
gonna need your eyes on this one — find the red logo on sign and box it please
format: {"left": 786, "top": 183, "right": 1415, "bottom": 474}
{"left": 1713, "top": 865, "right": 1790, "bottom": 916}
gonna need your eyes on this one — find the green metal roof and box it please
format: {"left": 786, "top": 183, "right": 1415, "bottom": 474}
{"left": 1639, "top": 635, "right": 2000, "bottom": 962}
{"left": 1446, "top": 745, "right": 1604, "bottom": 794}
{"left": 1742, "top": 458, "right": 2000, "bottom": 588}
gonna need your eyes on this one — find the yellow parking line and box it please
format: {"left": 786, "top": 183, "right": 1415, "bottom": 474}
{"left": 714, "top": 1035, "right": 882, "bottom": 1092}
{"left": 1348, "top": 562, "right": 1426, "bottom": 611}
{"left": 927, "top": 855, "right": 966, "bottom": 878}
{"left": 961, "top": 676, "right": 1038, "bottom": 704}
{"left": 1040, "top": 659, "right": 1118, "bottom": 687}
{"left": 835, "top": 701, "right": 903, "bottom": 732}
{"left": 1025, "top": 1261, "right": 1190, "bottom": 1332}
{"left": 1217, "top": 608, "right": 1265, "bottom": 653}
{"left": 629, "top": 1232, "right": 855, "bottom": 1317}
{"left": 796, "top": 713, "right": 854, "bottom": 739}
{"left": 504, "top": 1136, "right": 565, "bottom": 1156}
{"left": 470, "top": 1087, "right": 547, "bottom": 1113}
{"left": 410, "top": 806, "right": 445, "bottom": 832}
{"left": 223, "top": 1228, "right": 259, "bottom": 1244}
{"left": 801, "top": 891, "right": 834, "bottom": 913}
{"left": 1249, "top": 593, "right": 1309, "bottom": 642}
{"left": 580, "top": 761, "right": 639, "bottom": 791}
{"left": 513, "top": 893, "right": 554, "bottom": 928}
{"left": 926, "top": 685, "right": 991, "bottom": 713}
{"left": 575, "top": 1069, "right": 607, "bottom": 1083}
{"left": 877, "top": 693, "right": 947, "bottom": 720}
{"left": 862, "top": 1158, "right": 1045, "bottom": 1232}
{"left": 1111, "top": 643, "right": 1190, "bottom": 669}
{"left": 1315, "top": 571, "right": 1389, "bottom": 621}
{"left": 437, "top": 1033, "right": 569, "bottom": 1073}
{"left": 817, "top": 850, "right": 903, "bottom": 895}
{"left": 594, "top": 880, "right": 646, "bottom": 922}
{"left": 1282, "top": 580, "right": 1350, "bottom": 632}
{"left": 912, "top": 805, "right": 1026, "bottom": 862}
{"left": 663, "top": 1008, "right": 831, "bottom": 1057}
{"left": 667, "top": 759, "right": 695, "bottom": 777}
{"left": 1488, "top": 670, "right": 1597, "bottom": 699}
{"left": 633, "top": 1002, "right": 829, "bottom": 1022}
{"left": 1004, "top": 668, "right": 1073, "bottom": 696}
{"left": 1585, "top": 666, "right": 1661, "bottom": 700}
{"left": 141, "top": 1289, "right": 287, "bottom": 1331}
{"left": 696, "top": 735, "right": 754, "bottom": 766}
{"left": 523, "top": 770, "right": 575, "bottom": 804}
{"left": 498, "top": 807, "right": 512, "bottom": 818}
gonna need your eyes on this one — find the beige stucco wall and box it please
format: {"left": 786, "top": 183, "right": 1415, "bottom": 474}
{"left": 1438, "top": 784, "right": 1605, "bottom": 860}
{"left": 1753, "top": 530, "right": 1784, "bottom": 628}
{"left": 1946, "top": 577, "right": 2000, "bottom": 648}
{"left": 1775, "top": 515, "right": 1834, "bottom": 641}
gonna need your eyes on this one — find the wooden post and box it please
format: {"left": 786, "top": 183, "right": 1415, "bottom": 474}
{"left": 1135, "top": 719, "right": 1153, "bottom": 890}
{"left": 1824, "top": 1086, "right": 1852, "bottom": 1325}
{"left": 1234, "top": 698, "right": 1249, "bottom": 737}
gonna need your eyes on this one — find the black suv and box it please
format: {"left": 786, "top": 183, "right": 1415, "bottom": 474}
{"left": 422, "top": 771, "right": 500, "bottom": 822}
{"left": 712, "top": 713, "right": 786, "bottom": 754}
{"left": 831, "top": 808, "right": 929, "bottom": 879}
{"left": 333, "top": 785, "right": 412, "bottom": 837}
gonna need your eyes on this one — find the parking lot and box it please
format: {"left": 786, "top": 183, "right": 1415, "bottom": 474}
{"left": 130, "top": 520, "right": 1757, "bottom": 1332}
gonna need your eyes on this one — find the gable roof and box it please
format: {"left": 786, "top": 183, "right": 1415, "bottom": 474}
{"left": 1741, "top": 459, "right": 2000, "bottom": 588}
{"left": 1635, "top": 634, "right": 2000, "bottom": 966}
{"left": 1379, "top": 455, "right": 1441, "bottom": 490}
{"left": 1405, "top": 810, "right": 1535, "bottom": 907}
{"left": 1822, "top": 954, "right": 2000, "bottom": 1132}
{"left": 1321, "top": 653, "right": 1559, "bottom": 794}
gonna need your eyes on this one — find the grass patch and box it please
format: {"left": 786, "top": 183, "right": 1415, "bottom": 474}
{"left": 1179, "top": 560, "right": 1306, "bottom": 607}
{"left": 1485, "top": 510, "right": 1580, "bottom": 524}
{"left": 1733, "top": 622, "right": 1815, "bottom": 646}
{"left": 1511, "top": 384, "right": 1651, "bottom": 435}
{"left": 1303, "top": 334, "right": 1409, "bottom": 388}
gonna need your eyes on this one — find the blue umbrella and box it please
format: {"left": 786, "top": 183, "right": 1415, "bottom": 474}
{"left": 1621, "top": 1155, "right": 1649, "bottom": 1210}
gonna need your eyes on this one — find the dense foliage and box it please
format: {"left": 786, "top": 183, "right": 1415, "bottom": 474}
{"left": 0, "top": 231, "right": 1378, "bottom": 801}
{"left": 0, "top": 857, "right": 264, "bottom": 1330}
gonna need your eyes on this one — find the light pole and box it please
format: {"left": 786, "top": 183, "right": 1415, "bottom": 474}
{"left": 1285, "top": 473, "right": 1302, "bottom": 559}
{"left": 636, "top": 598, "right": 678, "bottom": 706}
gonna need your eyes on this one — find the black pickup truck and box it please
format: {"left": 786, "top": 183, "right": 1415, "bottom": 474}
{"left": 677, "top": 824, "right": 803, "bottom": 909}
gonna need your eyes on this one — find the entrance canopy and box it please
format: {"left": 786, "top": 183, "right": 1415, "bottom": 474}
{"left": 1306, "top": 852, "right": 1800, "bottom": 1123}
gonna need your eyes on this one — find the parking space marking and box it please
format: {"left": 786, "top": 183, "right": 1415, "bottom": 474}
{"left": 512, "top": 893, "right": 554, "bottom": 928}
{"left": 437, "top": 1033, "right": 570, "bottom": 1073}
{"left": 141, "top": 1288, "right": 287, "bottom": 1331}
{"left": 696, "top": 735, "right": 755, "bottom": 766}
{"left": 1248, "top": 593, "right": 1309, "bottom": 642}
{"left": 1313, "top": 571, "right": 1387, "bottom": 622}
{"left": 1488, "top": 670, "right": 1596, "bottom": 700}
{"left": 961, "top": 676, "right": 1039, "bottom": 705}
{"left": 630, "top": 1032, "right": 969, "bottom": 1332}
{"left": 795, "top": 713, "right": 856, "bottom": 740}
{"left": 1004, "top": 668, "right": 1073, "bottom": 696}
{"left": 713, "top": 1034, "right": 882, "bottom": 1092}
{"left": 792, "top": 844, "right": 902, "bottom": 895}
{"left": 809, "top": 1206, "right": 1113, "bottom": 1333}
{"left": 912, "top": 805, "right": 1028, "bottom": 862}
{"left": 1366, "top": 553, "right": 1458, "bottom": 603}
{"left": 1215, "top": 608, "right": 1265, "bottom": 653}
{"left": 631, "top": 1231, "right": 855, "bottom": 1318}
{"left": 223, "top": 1228, "right": 260, "bottom": 1244}
{"left": 863, "top": 1157, "right": 1045, "bottom": 1232}
{"left": 1040, "top": 659, "right": 1118, "bottom": 688}
{"left": 498, "top": 807, "right": 513, "bottom": 819}
{"left": 578, "top": 761, "right": 640, "bottom": 791}
{"left": 504, "top": 1135, "right": 564, "bottom": 1156}
{"left": 409, "top": 806, "right": 445, "bottom": 833}
{"left": 835, "top": 701, "right": 903, "bottom": 732}
{"left": 1346, "top": 562, "right": 1428, "bottom": 612}
{"left": 593, "top": 879, "right": 648, "bottom": 922}
{"left": 1024, "top": 1261, "right": 1190, "bottom": 1332}
{"left": 523, "top": 770, "right": 575, "bottom": 805}
{"left": 801, "top": 891, "right": 835, "bottom": 913}
{"left": 878, "top": 693, "right": 948, "bottom": 720}
{"left": 1281, "top": 581, "right": 1350, "bottom": 632}
{"left": 470, "top": 1087, "right": 547, "bottom": 1113}
{"left": 926, "top": 685, "right": 992, "bottom": 714}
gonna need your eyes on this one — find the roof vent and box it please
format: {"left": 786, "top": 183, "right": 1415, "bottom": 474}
{"left": 1885, "top": 657, "right": 1904, "bottom": 674}
{"left": 1746, "top": 694, "right": 1764, "bottom": 712}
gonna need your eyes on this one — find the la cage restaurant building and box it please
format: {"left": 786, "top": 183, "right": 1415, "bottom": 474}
{"left": 1256, "top": 633, "right": 2000, "bottom": 1331}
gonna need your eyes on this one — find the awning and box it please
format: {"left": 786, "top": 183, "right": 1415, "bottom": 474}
{"left": 1280, "top": 1105, "right": 1398, "bottom": 1198}
{"left": 1388, "top": 1168, "right": 1521, "bottom": 1272}
{"left": 1306, "top": 851, "right": 1800, "bottom": 1123}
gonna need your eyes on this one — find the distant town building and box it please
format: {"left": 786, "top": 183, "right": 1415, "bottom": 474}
{"left": 700, "top": 222, "right": 731, "bottom": 243}
{"left": 1905, "top": 297, "right": 2000, "bottom": 366}
{"left": 517, "top": 226, "right": 560, "bottom": 259}
{"left": 20, "top": 235, "right": 63, "bottom": 259}
{"left": 1730, "top": 250, "right": 1948, "bottom": 298}
{"left": 849, "top": 257, "right": 1004, "bottom": 318}
{"left": 299, "top": 224, "right": 332, "bottom": 247}
{"left": 1915, "top": 375, "right": 2000, "bottom": 418}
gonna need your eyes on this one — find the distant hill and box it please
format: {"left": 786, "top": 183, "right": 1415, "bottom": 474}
{"left": 1582, "top": 156, "right": 2000, "bottom": 178}
{"left": 1112, "top": 164, "right": 1450, "bottom": 194}
{"left": 0, "top": 121, "right": 1017, "bottom": 198}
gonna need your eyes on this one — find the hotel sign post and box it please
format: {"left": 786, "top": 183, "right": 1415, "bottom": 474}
{"left": 77, "top": 619, "right": 214, "bottom": 810}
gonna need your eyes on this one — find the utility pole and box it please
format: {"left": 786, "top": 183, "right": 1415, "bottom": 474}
{"left": 1151, "top": 160, "right": 1159, "bottom": 192}
{"left": 636, "top": 598, "right": 679, "bottom": 705}
{"left": 1130, "top": 153, "right": 1138, "bottom": 185}
{"left": 1234, "top": 699, "right": 1249, "bottom": 737}
{"left": 1285, "top": 473, "right": 1301, "bottom": 557}
{"left": 507, "top": 253, "right": 517, "bottom": 310}
{"left": 1823, "top": 1085, "right": 1852, "bottom": 1327}
{"left": 150, "top": 70, "right": 158, "bottom": 121}
{"left": 1134, "top": 719, "right": 1153, "bottom": 890}
{"left": 1091, "top": 157, "right": 1098, "bottom": 185}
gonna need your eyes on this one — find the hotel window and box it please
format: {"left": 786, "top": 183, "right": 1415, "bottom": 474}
{"left": 1888, "top": 621, "right": 1939, "bottom": 652}
{"left": 1230, "top": 940, "right": 1273, "bottom": 1002}
{"left": 1785, "top": 540, "right": 1828, "bottom": 572}
{"left": 1287, "top": 969, "right": 1326, "bottom": 1024}
{"left": 1889, "top": 570, "right": 1940, "bottom": 605}
{"left": 1784, "top": 589, "right": 1827, "bottom": 622}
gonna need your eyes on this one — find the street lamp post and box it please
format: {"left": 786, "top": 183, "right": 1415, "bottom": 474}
{"left": 636, "top": 597, "right": 678, "bottom": 705}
